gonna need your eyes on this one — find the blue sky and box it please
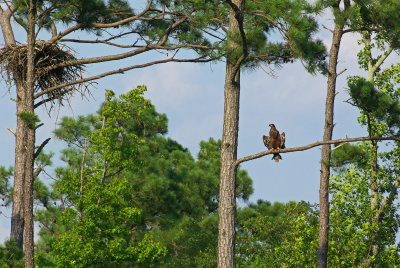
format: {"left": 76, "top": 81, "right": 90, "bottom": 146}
{"left": 0, "top": 5, "right": 399, "bottom": 243}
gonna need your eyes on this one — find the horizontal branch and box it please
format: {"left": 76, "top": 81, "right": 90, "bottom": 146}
{"left": 47, "top": 1, "right": 155, "bottom": 44}
{"left": 40, "top": 45, "right": 151, "bottom": 73}
{"left": 342, "top": 26, "right": 382, "bottom": 34}
{"left": 60, "top": 38, "right": 139, "bottom": 48}
{"left": 235, "top": 136, "right": 400, "bottom": 167}
{"left": 91, "top": 0, "right": 153, "bottom": 28}
{"left": 34, "top": 55, "right": 212, "bottom": 99}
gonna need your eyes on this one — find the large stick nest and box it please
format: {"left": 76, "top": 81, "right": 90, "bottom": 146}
{"left": 0, "top": 41, "right": 86, "bottom": 110}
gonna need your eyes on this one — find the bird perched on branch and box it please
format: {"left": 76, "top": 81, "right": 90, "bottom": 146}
{"left": 263, "top": 124, "right": 286, "bottom": 162}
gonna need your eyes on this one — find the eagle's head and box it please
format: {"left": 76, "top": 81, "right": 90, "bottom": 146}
{"left": 269, "top": 123, "right": 275, "bottom": 128}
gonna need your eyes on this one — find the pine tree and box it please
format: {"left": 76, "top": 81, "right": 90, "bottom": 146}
{"left": 0, "top": 2, "right": 215, "bottom": 264}
{"left": 215, "top": 1, "right": 326, "bottom": 265}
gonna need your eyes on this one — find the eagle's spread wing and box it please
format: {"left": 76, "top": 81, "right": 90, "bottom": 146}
{"left": 263, "top": 135, "right": 271, "bottom": 149}
{"left": 280, "top": 132, "right": 286, "bottom": 149}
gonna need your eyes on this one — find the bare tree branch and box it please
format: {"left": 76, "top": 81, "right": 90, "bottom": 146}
{"left": 41, "top": 43, "right": 151, "bottom": 72}
{"left": 33, "top": 166, "right": 42, "bottom": 180}
{"left": 47, "top": 1, "right": 157, "bottom": 44}
{"left": 336, "top": 68, "right": 347, "bottom": 77}
{"left": 60, "top": 38, "right": 139, "bottom": 48}
{"left": 235, "top": 136, "right": 400, "bottom": 167}
{"left": 7, "top": 127, "right": 15, "bottom": 136}
{"left": 34, "top": 55, "right": 212, "bottom": 100}
{"left": 42, "top": 14, "right": 198, "bottom": 74}
{"left": 48, "top": 24, "right": 82, "bottom": 44}
{"left": 91, "top": 0, "right": 154, "bottom": 28}
{"left": 33, "top": 138, "right": 51, "bottom": 160}
{"left": 342, "top": 27, "right": 383, "bottom": 34}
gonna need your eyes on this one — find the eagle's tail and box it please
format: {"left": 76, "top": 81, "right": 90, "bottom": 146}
{"left": 272, "top": 153, "right": 282, "bottom": 163}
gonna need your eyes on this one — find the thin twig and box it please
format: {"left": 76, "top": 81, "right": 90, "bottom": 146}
{"left": 336, "top": 68, "right": 347, "bottom": 77}
{"left": 331, "top": 142, "right": 348, "bottom": 151}
{"left": 7, "top": 127, "right": 15, "bottom": 136}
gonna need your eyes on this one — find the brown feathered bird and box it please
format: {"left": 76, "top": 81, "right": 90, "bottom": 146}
{"left": 263, "top": 124, "right": 285, "bottom": 162}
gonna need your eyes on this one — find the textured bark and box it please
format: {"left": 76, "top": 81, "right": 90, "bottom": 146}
{"left": 369, "top": 141, "right": 380, "bottom": 262}
{"left": 0, "top": 7, "right": 15, "bottom": 46}
{"left": 23, "top": 1, "right": 37, "bottom": 267}
{"left": 0, "top": 2, "right": 24, "bottom": 249}
{"left": 218, "top": 67, "right": 240, "bottom": 268}
{"left": 11, "top": 80, "right": 28, "bottom": 249}
{"left": 218, "top": 1, "right": 243, "bottom": 267}
{"left": 317, "top": 20, "right": 344, "bottom": 268}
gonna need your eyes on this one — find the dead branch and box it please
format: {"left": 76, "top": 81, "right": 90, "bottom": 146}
{"left": 33, "top": 138, "right": 51, "bottom": 160}
{"left": 33, "top": 166, "right": 42, "bottom": 179}
{"left": 235, "top": 136, "right": 400, "bottom": 167}
{"left": 7, "top": 127, "right": 15, "bottom": 136}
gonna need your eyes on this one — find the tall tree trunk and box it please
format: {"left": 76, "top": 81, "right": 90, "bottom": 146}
{"left": 23, "top": 1, "right": 37, "bottom": 267}
{"left": 11, "top": 79, "right": 29, "bottom": 249}
{"left": 218, "top": 67, "right": 240, "bottom": 268}
{"left": 317, "top": 20, "right": 344, "bottom": 268}
{"left": 0, "top": 4, "right": 23, "bottom": 249}
{"left": 218, "top": 1, "right": 243, "bottom": 267}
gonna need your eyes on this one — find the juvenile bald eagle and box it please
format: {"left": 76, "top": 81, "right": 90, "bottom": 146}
{"left": 262, "top": 124, "right": 285, "bottom": 162}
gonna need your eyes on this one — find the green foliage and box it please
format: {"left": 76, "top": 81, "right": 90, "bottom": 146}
{"left": 235, "top": 200, "right": 319, "bottom": 267}
{"left": 329, "top": 164, "right": 400, "bottom": 267}
{"left": 153, "top": 215, "right": 218, "bottom": 267}
{"left": 0, "top": 166, "right": 13, "bottom": 206}
{"left": 0, "top": 239, "right": 24, "bottom": 268}
{"left": 242, "top": 0, "right": 327, "bottom": 73}
{"left": 347, "top": 76, "right": 400, "bottom": 129}
{"left": 35, "top": 87, "right": 253, "bottom": 266}
{"left": 333, "top": 31, "right": 400, "bottom": 266}
{"left": 12, "top": 0, "right": 134, "bottom": 31}
{"left": 331, "top": 143, "right": 369, "bottom": 171}
{"left": 349, "top": 0, "right": 400, "bottom": 48}
{"left": 36, "top": 87, "right": 167, "bottom": 267}
{"left": 329, "top": 167, "right": 376, "bottom": 266}
{"left": 17, "top": 111, "right": 40, "bottom": 129}
{"left": 138, "top": 0, "right": 327, "bottom": 73}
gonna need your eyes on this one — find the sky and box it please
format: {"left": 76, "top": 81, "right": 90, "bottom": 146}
{"left": 0, "top": 3, "right": 399, "bottom": 243}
